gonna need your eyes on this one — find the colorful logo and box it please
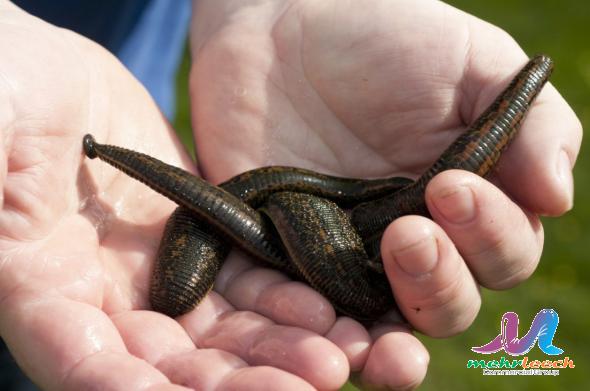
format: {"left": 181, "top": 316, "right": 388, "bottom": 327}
{"left": 472, "top": 309, "right": 563, "bottom": 356}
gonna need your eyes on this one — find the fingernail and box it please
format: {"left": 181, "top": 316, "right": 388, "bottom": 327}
{"left": 432, "top": 185, "right": 476, "bottom": 224}
{"left": 392, "top": 235, "right": 438, "bottom": 277}
{"left": 558, "top": 149, "right": 574, "bottom": 208}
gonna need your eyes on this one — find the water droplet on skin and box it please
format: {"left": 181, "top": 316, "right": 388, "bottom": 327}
{"left": 80, "top": 194, "right": 110, "bottom": 237}
{"left": 114, "top": 199, "right": 124, "bottom": 217}
{"left": 234, "top": 86, "right": 247, "bottom": 96}
{"left": 262, "top": 143, "right": 273, "bottom": 165}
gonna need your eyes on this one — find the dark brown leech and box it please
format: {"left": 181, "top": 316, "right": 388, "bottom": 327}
{"left": 351, "top": 54, "right": 554, "bottom": 240}
{"left": 364, "top": 232, "right": 387, "bottom": 267}
{"left": 221, "top": 166, "right": 413, "bottom": 208}
{"left": 82, "top": 137, "right": 409, "bottom": 317}
{"left": 83, "top": 134, "right": 294, "bottom": 273}
{"left": 83, "top": 54, "right": 553, "bottom": 320}
{"left": 147, "top": 167, "right": 409, "bottom": 316}
{"left": 260, "top": 192, "right": 395, "bottom": 321}
{"left": 150, "top": 206, "right": 230, "bottom": 317}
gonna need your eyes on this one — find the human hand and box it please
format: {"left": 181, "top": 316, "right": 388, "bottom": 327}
{"left": 0, "top": 2, "right": 345, "bottom": 390}
{"left": 189, "top": 0, "right": 582, "bottom": 389}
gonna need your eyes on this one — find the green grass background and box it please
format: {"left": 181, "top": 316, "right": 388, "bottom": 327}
{"left": 173, "top": 1, "right": 589, "bottom": 389}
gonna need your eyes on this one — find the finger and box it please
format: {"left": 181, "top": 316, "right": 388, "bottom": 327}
{"left": 114, "top": 311, "right": 241, "bottom": 390}
{"left": 217, "top": 366, "right": 315, "bottom": 391}
{"left": 179, "top": 292, "right": 349, "bottom": 390}
{"left": 354, "top": 325, "right": 429, "bottom": 391}
{"left": 147, "top": 385, "right": 193, "bottom": 391}
{"left": 159, "top": 350, "right": 314, "bottom": 391}
{"left": 462, "top": 43, "right": 582, "bottom": 216}
{"left": 0, "top": 293, "right": 171, "bottom": 390}
{"left": 158, "top": 350, "right": 244, "bottom": 391}
{"left": 426, "top": 170, "right": 544, "bottom": 289}
{"left": 495, "top": 83, "right": 582, "bottom": 215}
{"left": 381, "top": 215, "right": 480, "bottom": 337}
{"left": 217, "top": 252, "right": 336, "bottom": 334}
{"left": 113, "top": 311, "right": 314, "bottom": 391}
{"left": 63, "top": 352, "right": 177, "bottom": 391}
{"left": 325, "top": 317, "right": 371, "bottom": 371}
{"left": 111, "top": 310, "right": 195, "bottom": 365}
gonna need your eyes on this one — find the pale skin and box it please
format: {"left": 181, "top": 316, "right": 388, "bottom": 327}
{"left": 0, "top": 0, "right": 582, "bottom": 390}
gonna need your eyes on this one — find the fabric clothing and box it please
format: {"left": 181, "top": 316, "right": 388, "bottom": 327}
{"left": 13, "top": 0, "right": 151, "bottom": 53}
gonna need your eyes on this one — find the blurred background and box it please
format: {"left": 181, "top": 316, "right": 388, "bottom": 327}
{"left": 170, "top": 1, "right": 588, "bottom": 389}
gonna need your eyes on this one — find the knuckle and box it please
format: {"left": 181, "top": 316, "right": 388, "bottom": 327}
{"left": 484, "top": 241, "right": 542, "bottom": 290}
{"left": 403, "top": 272, "right": 480, "bottom": 337}
{"left": 461, "top": 210, "right": 543, "bottom": 290}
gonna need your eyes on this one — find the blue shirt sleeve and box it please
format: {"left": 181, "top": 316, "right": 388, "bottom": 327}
{"left": 117, "top": 0, "right": 191, "bottom": 120}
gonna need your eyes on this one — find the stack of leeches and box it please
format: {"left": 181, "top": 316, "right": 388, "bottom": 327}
{"left": 82, "top": 55, "right": 553, "bottom": 322}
